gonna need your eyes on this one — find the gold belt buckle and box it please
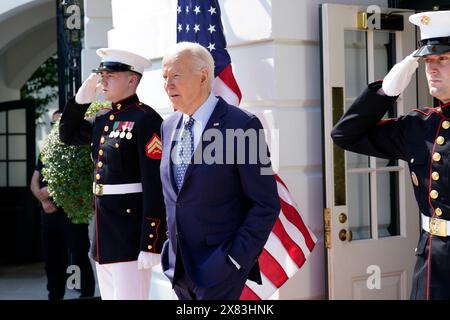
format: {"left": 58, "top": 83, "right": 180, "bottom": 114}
{"left": 94, "top": 183, "right": 103, "bottom": 196}
{"left": 429, "top": 218, "right": 447, "bottom": 237}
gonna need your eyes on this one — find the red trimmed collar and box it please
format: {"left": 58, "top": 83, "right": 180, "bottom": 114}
{"left": 437, "top": 100, "right": 450, "bottom": 118}
{"left": 111, "top": 94, "right": 140, "bottom": 111}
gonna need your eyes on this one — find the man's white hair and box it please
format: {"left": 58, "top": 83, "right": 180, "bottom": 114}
{"left": 163, "top": 42, "right": 215, "bottom": 88}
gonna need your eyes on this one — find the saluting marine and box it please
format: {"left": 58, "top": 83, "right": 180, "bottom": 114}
{"left": 331, "top": 11, "right": 450, "bottom": 300}
{"left": 59, "top": 48, "right": 166, "bottom": 300}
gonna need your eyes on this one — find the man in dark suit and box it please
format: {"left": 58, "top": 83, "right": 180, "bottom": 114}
{"left": 159, "top": 42, "right": 280, "bottom": 300}
{"left": 59, "top": 48, "right": 166, "bottom": 299}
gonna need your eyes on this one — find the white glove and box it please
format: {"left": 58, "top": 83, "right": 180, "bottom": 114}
{"left": 382, "top": 50, "right": 419, "bottom": 96}
{"left": 137, "top": 251, "right": 161, "bottom": 270}
{"left": 75, "top": 73, "right": 101, "bottom": 104}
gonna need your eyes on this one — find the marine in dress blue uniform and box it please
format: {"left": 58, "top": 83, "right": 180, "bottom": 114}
{"left": 59, "top": 48, "right": 166, "bottom": 299}
{"left": 331, "top": 11, "right": 450, "bottom": 300}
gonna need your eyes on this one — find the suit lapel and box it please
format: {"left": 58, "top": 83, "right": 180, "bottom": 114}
{"left": 180, "top": 98, "right": 228, "bottom": 192}
{"left": 166, "top": 113, "right": 183, "bottom": 197}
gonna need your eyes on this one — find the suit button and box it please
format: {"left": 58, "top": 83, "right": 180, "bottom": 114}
{"left": 148, "top": 245, "right": 153, "bottom": 250}
{"left": 410, "top": 158, "right": 414, "bottom": 164}
{"left": 104, "top": 126, "right": 109, "bottom": 132}
{"left": 151, "top": 222, "right": 156, "bottom": 227}
{"left": 432, "top": 171, "right": 440, "bottom": 181}
{"left": 96, "top": 174, "right": 101, "bottom": 180}
{"left": 443, "top": 121, "right": 450, "bottom": 129}
{"left": 115, "top": 143, "right": 119, "bottom": 148}
{"left": 97, "top": 161, "right": 103, "bottom": 168}
{"left": 116, "top": 104, "right": 121, "bottom": 110}
{"left": 430, "top": 190, "right": 439, "bottom": 199}
{"left": 100, "top": 137, "right": 105, "bottom": 144}
{"left": 437, "top": 136, "right": 445, "bottom": 145}
{"left": 99, "top": 149, "right": 104, "bottom": 156}
{"left": 126, "top": 209, "right": 131, "bottom": 213}
{"left": 433, "top": 152, "right": 441, "bottom": 162}
{"left": 435, "top": 208, "right": 443, "bottom": 216}
{"left": 109, "top": 114, "right": 115, "bottom": 121}
{"left": 149, "top": 234, "right": 154, "bottom": 238}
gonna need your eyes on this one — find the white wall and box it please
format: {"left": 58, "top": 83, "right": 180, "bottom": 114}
{"left": 101, "top": 0, "right": 392, "bottom": 299}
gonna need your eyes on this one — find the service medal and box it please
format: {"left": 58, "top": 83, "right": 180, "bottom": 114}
{"left": 126, "top": 132, "right": 132, "bottom": 140}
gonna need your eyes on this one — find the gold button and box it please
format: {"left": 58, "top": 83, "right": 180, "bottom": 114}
{"left": 147, "top": 245, "right": 153, "bottom": 250}
{"left": 100, "top": 137, "right": 105, "bottom": 144}
{"left": 432, "top": 171, "right": 440, "bottom": 181}
{"left": 437, "top": 136, "right": 445, "bottom": 145}
{"left": 151, "top": 222, "right": 156, "bottom": 227}
{"left": 99, "top": 149, "right": 103, "bottom": 156}
{"left": 109, "top": 114, "right": 115, "bottom": 121}
{"left": 98, "top": 161, "right": 103, "bottom": 168}
{"left": 126, "top": 209, "right": 131, "bottom": 213}
{"left": 149, "top": 234, "right": 154, "bottom": 238}
{"left": 430, "top": 190, "right": 439, "bottom": 199}
{"left": 435, "top": 208, "right": 443, "bottom": 216}
{"left": 115, "top": 143, "right": 119, "bottom": 148}
{"left": 433, "top": 152, "right": 441, "bottom": 162}
{"left": 116, "top": 104, "right": 121, "bottom": 110}
{"left": 104, "top": 126, "right": 109, "bottom": 132}
{"left": 96, "top": 174, "right": 101, "bottom": 180}
{"left": 443, "top": 121, "right": 450, "bottom": 129}
{"left": 410, "top": 158, "right": 414, "bottom": 164}
{"left": 436, "top": 107, "right": 442, "bottom": 113}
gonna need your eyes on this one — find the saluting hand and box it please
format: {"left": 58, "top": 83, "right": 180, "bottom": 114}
{"left": 381, "top": 50, "right": 419, "bottom": 96}
{"left": 75, "top": 73, "right": 101, "bottom": 104}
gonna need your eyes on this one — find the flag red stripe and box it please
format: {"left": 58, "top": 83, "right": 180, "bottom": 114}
{"left": 271, "top": 219, "right": 306, "bottom": 267}
{"left": 240, "top": 285, "right": 260, "bottom": 300}
{"left": 258, "top": 248, "right": 289, "bottom": 287}
{"left": 217, "top": 64, "right": 242, "bottom": 102}
{"left": 275, "top": 174, "right": 288, "bottom": 190}
{"left": 279, "top": 198, "right": 316, "bottom": 251}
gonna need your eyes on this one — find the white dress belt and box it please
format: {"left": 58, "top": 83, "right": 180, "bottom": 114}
{"left": 93, "top": 182, "right": 142, "bottom": 196}
{"left": 421, "top": 213, "right": 450, "bottom": 237}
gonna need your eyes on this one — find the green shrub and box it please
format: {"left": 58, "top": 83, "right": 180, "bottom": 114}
{"left": 41, "top": 101, "right": 110, "bottom": 224}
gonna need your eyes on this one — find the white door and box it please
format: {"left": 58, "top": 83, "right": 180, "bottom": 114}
{"left": 321, "top": 4, "right": 420, "bottom": 299}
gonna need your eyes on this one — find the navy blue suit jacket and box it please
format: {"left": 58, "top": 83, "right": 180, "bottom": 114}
{"left": 160, "top": 97, "right": 280, "bottom": 289}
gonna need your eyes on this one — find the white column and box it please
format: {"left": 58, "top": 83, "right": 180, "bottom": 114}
{"left": 82, "top": 0, "right": 113, "bottom": 80}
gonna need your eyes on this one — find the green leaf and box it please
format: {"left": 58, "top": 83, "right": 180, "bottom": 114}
{"left": 40, "top": 101, "right": 109, "bottom": 224}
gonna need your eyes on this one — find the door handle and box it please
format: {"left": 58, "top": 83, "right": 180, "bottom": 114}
{"left": 339, "top": 229, "right": 353, "bottom": 242}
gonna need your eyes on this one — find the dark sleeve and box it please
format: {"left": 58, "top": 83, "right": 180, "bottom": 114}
{"left": 230, "top": 116, "right": 281, "bottom": 271}
{"left": 35, "top": 154, "right": 43, "bottom": 172}
{"left": 136, "top": 111, "right": 167, "bottom": 254}
{"left": 59, "top": 96, "right": 92, "bottom": 146}
{"left": 330, "top": 81, "right": 409, "bottom": 161}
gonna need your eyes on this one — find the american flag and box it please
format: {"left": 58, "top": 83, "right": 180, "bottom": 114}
{"left": 176, "top": 0, "right": 317, "bottom": 300}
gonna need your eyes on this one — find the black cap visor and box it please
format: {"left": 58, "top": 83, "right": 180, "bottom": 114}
{"left": 414, "top": 36, "right": 450, "bottom": 57}
{"left": 92, "top": 62, "right": 142, "bottom": 75}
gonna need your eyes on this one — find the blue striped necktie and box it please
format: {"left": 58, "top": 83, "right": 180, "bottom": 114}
{"left": 174, "top": 116, "right": 195, "bottom": 192}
